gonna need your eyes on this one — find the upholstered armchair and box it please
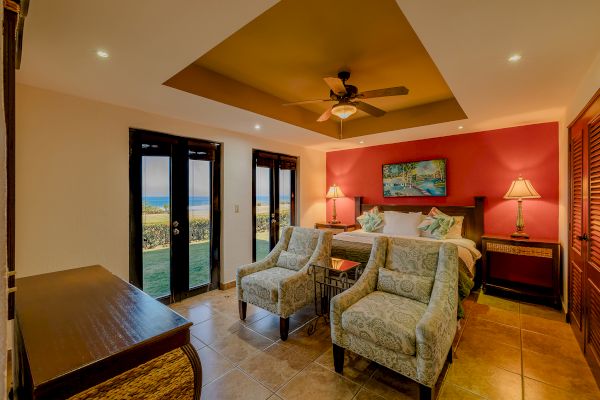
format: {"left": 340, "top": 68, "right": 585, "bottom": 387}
{"left": 330, "top": 237, "right": 458, "bottom": 400}
{"left": 237, "top": 226, "right": 332, "bottom": 340}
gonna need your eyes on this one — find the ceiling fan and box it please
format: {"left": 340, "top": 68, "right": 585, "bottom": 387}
{"left": 283, "top": 71, "right": 409, "bottom": 122}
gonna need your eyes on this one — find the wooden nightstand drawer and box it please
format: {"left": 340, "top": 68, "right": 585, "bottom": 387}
{"left": 482, "top": 235, "right": 561, "bottom": 308}
{"left": 314, "top": 223, "right": 356, "bottom": 233}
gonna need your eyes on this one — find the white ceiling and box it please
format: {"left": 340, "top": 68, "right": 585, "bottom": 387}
{"left": 16, "top": 0, "right": 600, "bottom": 151}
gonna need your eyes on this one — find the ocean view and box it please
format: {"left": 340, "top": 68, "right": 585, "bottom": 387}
{"left": 143, "top": 195, "right": 290, "bottom": 208}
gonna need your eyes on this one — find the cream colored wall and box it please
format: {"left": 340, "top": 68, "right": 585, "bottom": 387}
{"left": 561, "top": 50, "right": 600, "bottom": 311}
{"left": 15, "top": 84, "right": 326, "bottom": 284}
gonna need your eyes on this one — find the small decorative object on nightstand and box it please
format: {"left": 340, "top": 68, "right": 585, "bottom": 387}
{"left": 504, "top": 176, "right": 541, "bottom": 239}
{"left": 481, "top": 235, "right": 561, "bottom": 308}
{"left": 314, "top": 222, "right": 356, "bottom": 234}
{"left": 326, "top": 184, "right": 345, "bottom": 224}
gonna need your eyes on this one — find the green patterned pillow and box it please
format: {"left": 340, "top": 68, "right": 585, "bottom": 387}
{"left": 356, "top": 207, "right": 384, "bottom": 232}
{"left": 418, "top": 211, "right": 455, "bottom": 239}
{"left": 377, "top": 268, "right": 434, "bottom": 304}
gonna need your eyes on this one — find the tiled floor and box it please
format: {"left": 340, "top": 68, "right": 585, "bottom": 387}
{"left": 170, "top": 289, "right": 600, "bottom": 400}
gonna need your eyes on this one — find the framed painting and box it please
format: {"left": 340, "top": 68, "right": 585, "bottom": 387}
{"left": 382, "top": 159, "right": 447, "bottom": 197}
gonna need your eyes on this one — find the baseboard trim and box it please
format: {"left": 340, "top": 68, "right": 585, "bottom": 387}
{"left": 219, "top": 281, "right": 236, "bottom": 290}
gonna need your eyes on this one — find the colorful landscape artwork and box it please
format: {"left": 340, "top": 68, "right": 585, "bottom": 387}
{"left": 383, "top": 159, "right": 447, "bottom": 197}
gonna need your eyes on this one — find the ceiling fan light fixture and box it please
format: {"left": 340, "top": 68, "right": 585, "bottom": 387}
{"left": 331, "top": 103, "right": 357, "bottom": 119}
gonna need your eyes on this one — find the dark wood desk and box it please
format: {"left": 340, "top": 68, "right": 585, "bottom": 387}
{"left": 13, "top": 265, "right": 201, "bottom": 399}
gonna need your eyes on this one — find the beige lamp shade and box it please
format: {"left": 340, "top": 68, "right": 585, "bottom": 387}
{"left": 504, "top": 176, "right": 541, "bottom": 199}
{"left": 326, "top": 184, "right": 345, "bottom": 199}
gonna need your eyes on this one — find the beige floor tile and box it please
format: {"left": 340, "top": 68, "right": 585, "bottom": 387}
{"left": 520, "top": 314, "right": 574, "bottom": 341}
{"left": 238, "top": 343, "right": 313, "bottom": 391}
{"left": 268, "top": 395, "right": 285, "bottom": 400}
{"left": 283, "top": 323, "right": 332, "bottom": 360}
{"left": 476, "top": 292, "right": 520, "bottom": 312}
{"left": 190, "top": 313, "right": 243, "bottom": 345}
{"left": 174, "top": 304, "right": 214, "bottom": 324}
{"left": 352, "top": 388, "right": 387, "bottom": 400}
{"left": 456, "top": 333, "right": 521, "bottom": 374}
{"left": 246, "top": 314, "right": 304, "bottom": 341}
{"left": 519, "top": 302, "right": 564, "bottom": 322}
{"left": 290, "top": 305, "right": 317, "bottom": 325}
{"left": 438, "top": 383, "right": 486, "bottom": 400}
{"left": 521, "top": 329, "right": 585, "bottom": 363}
{"left": 469, "top": 302, "right": 520, "bottom": 327}
{"left": 362, "top": 367, "right": 420, "bottom": 400}
{"left": 524, "top": 377, "right": 599, "bottom": 400}
{"left": 277, "top": 363, "right": 359, "bottom": 400}
{"left": 460, "top": 318, "right": 521, "bottom": 348}
{"left": 314, "top": 347, "right": 377, "bottom": 385}
{"left": 210, "top": 326, "right": 274, "bottom": 364}
{"left": 191, "top": 335, "right": 206, "bottom": 351}
{"left": 522, "top": 349, "right": 599, "bottom": 396}
{"left": 201, "top": 368, "right": 272, "bottom": 400}
{"left": 196, "top": 346, "right": 235, "bottom": 386}
{"left": 447, "top": 356, "right": 522, "bottom": 400}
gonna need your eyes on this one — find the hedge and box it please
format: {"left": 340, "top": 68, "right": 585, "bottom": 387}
{"left": 142, "top": 210, "right": 289, "bottom": 250}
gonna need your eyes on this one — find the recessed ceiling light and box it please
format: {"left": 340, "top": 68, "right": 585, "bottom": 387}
{"left": 359, "top": 140, "right": 365, "bottom": 144}
{"left": 458, "top": 126, "right": 464, "bottom": 130}
{"left": 508, "top": 54, "right": 522, "bottom": 63}
{"left": 254, "top": 124, "right": 261, "bottom": 130}
{"left": 96, "top": 49, "right": 109, "bottom": 59}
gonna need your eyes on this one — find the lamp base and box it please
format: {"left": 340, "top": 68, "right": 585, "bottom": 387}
{"left": 510, "top": 231, "right": 530, "bottom": 239}
{"left": 328, "top": 220, "right": 341, "bottom": 225}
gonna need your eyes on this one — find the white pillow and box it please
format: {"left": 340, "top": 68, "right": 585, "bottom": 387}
{"left": 382, "top": 211, "right": 424, "bottom": 236}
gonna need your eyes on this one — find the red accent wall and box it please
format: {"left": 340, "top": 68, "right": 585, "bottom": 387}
{"left": 326, "top": 122, "right": 559, "bottom": 240}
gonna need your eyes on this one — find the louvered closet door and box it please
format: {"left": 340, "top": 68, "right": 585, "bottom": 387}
{"left": 570, "top": 125, "right": 586, "bottom": 341}
{"left": 587, "top": 115, "right": 600, "bottom": 369}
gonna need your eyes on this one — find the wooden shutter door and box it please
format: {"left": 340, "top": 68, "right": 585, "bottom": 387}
{"left": 570, "top": 124, "right": 585, "bottom": 343}
{"left": 586, "top": 115, "right": 600, "bottom": 371}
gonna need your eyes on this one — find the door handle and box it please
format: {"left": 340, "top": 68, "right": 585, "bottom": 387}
{"left": 173, "top": 228, "right": 180, "bottom": 236}
{"left": 577, "top": 233, "right": 589, "bottom": 241}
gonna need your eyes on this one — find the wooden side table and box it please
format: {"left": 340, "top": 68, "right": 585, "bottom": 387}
{"left": 314, "top": 222, "right": 356, "bottom": 234}
{"left": 481, "top": 235, "right": 561, "bottom": 308}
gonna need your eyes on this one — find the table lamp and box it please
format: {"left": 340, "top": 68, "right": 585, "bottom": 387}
{"left": 326, "top": 184, "right": 345, "bottom": 224}
{"left": 504, "top": 176, "right": 541, "bottom": 239}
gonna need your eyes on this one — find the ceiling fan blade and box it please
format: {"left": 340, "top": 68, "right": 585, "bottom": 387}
{"left": 283, "top": 98, "right": 333, "bottom": 106}
{"left": 357, "top": 86, "right": 409, "bottom": 99}
{"left": 317, "top": 107, "right": 333, "bottom": 122}
{"left": 323, "top": 77, "right": 347, "bottom": 96}
{"left": 355, "top": 101, "right": 386, "bottom": 117}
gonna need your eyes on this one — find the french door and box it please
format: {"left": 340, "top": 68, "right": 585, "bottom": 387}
{"left": 253, "top": 150, "right": 297, "bottom": 261}
{"left": 130, "top": 129, "right": 221, "bottom": 303}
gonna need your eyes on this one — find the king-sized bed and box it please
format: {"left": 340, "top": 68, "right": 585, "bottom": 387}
{"left": 331, "top": 196, "right": 485, "bottom": 317}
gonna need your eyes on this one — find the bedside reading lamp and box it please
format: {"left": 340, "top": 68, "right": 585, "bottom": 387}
{"left": 504, "top": 176, "right": 541, "bottom": 239}
{"left": 326, "top": 184, "right": 345, "bottom": 224}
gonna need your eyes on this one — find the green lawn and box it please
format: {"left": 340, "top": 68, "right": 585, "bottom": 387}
{"left": 143, "top": 238, "right": 270, "bottom": 298}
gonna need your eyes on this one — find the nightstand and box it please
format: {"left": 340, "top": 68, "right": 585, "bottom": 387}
{"left": 481, "top": 235, "right": 561, "bottom": 308}
{"left": 314, "top": 222, "right": 356, "bottom": 234}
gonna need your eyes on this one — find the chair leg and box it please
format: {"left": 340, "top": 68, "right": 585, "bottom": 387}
{"left": 447, "top": 347, "right": 453, "bottom": 364}
{"left": 419, "top": 384, "right": 432, "bottom": 400}
{"left": 332, "top": 343, "right": 345, "bottom": 373}
{"left": 238, "top": 300, "right": 247, "bottom": 321}
{"left": 280, "top": 317, "right": 290, "bottom": 341}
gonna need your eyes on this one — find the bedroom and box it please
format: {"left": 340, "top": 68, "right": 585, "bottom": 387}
{"left": 3, "top": 0, "right": 600, "bottom": 399}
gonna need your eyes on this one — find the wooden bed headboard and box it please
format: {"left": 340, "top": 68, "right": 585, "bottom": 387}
{"left": 354, "top": 196, "right": 485, "bottom": 249}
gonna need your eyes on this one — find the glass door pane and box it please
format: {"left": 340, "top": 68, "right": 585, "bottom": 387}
{"left": 279, "top": 169, "right": 291, "bottom": 236}
{"left": 141, "top": 156, "right": 171, "bottom": 299}
{"left": 189, "top": 159, "right": 211, "bottom": 289}
{"left": 255, "top": 166, "right": 271, "bottom": 260}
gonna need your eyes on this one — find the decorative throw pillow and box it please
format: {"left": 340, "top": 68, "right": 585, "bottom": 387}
{"left": 418, "top": 208, "right": 455, "bottom": 239}
{"left": 377, "top": 268, "right": 434, "bottom": 304}
{"left": 356, "top": 207, "right": 384, "bottom": 232}
{"left": 445, "top": 215, "right": 464, "bottom": 239}
{"left": 276, "top": 250, "right": 310, "bottom": 271}
{"left": 382, "top": 211, "right": 424, "bottom": 236}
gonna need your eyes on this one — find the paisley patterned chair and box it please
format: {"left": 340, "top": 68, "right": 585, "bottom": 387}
{"left": 237, "top": 226, "right": 332, "bottom": 340}
{"left": 330, "top": 237, "right": 458, "bottom": 400}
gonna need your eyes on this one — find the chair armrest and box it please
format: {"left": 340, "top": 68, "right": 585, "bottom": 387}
{"left": 330, "top": 236, "right": 387, "bottom": 344}
{"left": 415, "top": 243, "right": 459, "bottom": 386}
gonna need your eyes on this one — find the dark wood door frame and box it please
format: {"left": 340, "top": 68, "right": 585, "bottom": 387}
{"left": 129, "top": 128, "right": 222, "bottom": 303}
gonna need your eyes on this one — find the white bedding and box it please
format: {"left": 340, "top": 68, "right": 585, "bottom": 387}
{"left": 334, "top": 229, "right": 482, "bottom": 278}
